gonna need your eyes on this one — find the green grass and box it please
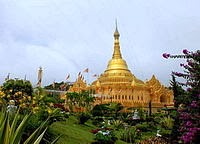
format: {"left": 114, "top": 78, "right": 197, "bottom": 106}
{"left": 49, "top": 116, "right": 97, "bottom": 144}
{"left": 49, "top": 116, "right": 128, "bottom": 144}
{"left": 48, "top": 115, "right": 156, "bottom": 144}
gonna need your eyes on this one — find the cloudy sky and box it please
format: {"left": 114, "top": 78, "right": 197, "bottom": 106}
{"left": 0, "top": 0, "right": 199, "bottom": 87}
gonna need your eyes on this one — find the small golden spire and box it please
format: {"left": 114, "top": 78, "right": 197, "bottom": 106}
{"left": 112, "top": 20, "right": 122, "bottom": 59}
{"left": 114, "top": 20, "right": 120, "bottom": 39}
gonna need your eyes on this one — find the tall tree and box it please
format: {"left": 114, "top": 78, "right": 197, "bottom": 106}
{"left": 170, "top": 75, "right": 185, "bottom": 108}
{"left": 1, "top": 79, "right": 33, "bottom": 104}
{"left": 66, "top": 91, "right": 94, "bottom": 112}
{"left": 170, "top": 75, "right": 185, "bottom": 142}
{"left": 163, "top": 50, "right": 200, "bottom": 143}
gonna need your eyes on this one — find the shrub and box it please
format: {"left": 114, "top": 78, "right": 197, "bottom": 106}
{"left": 92, "top": 117, "right": 104, "bottom": 126}
{"left": 78, "top": 112, "right": 91, "bottom": 124}
{"left": 160, "top": 116, "right": 174, "bottom": 130}
{"left": 20, "top": 108, "right": 63, "bottom": 143}
{"left": 135, "top": 122, "right": 151, "bottom": 132}
{"left": 0, "top": 108, "right": 48, "bottom": 144}
{"left": 91, "top": 128, "right": 117, "bottom": 144}
{"left": 111, "top": 120, "right": 124, "bottom": 130}
{"left": 120, "top": 126, "right": 141, "bottom": 143}
{"left": 163, "top": 50, "right": 200, "bottom": 143}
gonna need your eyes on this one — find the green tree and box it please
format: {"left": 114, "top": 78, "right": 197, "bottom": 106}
{"left": 91, "top": 104, "right": 110, "bottom": 117}
{"left": 66, "top": 91, "right": 95, "bottom": 112}
{"left": 170, "top": 75, "right": 185, "bottom": 142}
{"left": 163, "top": 49, "right": 200, "bottom": 143}
{"left": 170, "top": 75, "right": 185, "bottom": 108}
{"left": 2, "top": 79, "right": 33, "bottom": 97}
{"left": 91, "top": 103, "right": 123, "bottom": 118}
{"left": 1, "top": 79, "right": 33, "bottom": 106}
{"left": 79, "top": 91, "right": 95, "bottom": 111}
{"left": 108, "top": 102, "right": 123, "bottom": 118}
{"left": 66, "top": 92, "right": 79, "bottom": 112}
{"left": 44, "top": 81, "right": 71, "bottom": 91}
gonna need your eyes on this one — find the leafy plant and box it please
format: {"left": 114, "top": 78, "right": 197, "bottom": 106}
{"left": 163, "top": 49, "right": 200, "bottom": 143}
{"left": 135, "top": 122, "right": 151, "bottom": 132}
{"left": 0, "top": 108, "right": 56, "bottom": 144}
{"left": 111, "top": 119, "right": 124, "bottom": 130}
{"left": 160, "top": 116, "right": 174, "bottom": 130}
{"left": 92, "top": 128, "right": 117, "bottom": 144}
{"left": 66, "top": 91, "right": 95, "bottom": 112}
{"left": 1, "top": 79, "right": 33, "bottom": 104}
{"left": 78, "top": 112, "right": 91, "bottom": 124}
{"left": 120, "top": 126, "right": 141, "bottom": 143}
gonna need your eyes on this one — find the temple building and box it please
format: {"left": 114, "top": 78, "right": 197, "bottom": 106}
{"left": 68, "top": 25, "right": 174, "bottom": 111}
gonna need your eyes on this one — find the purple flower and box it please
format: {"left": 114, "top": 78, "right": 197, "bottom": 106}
{"left": 181, "top": 130, "right": 196, "bottom": 143}
{"left": 192, "top": 52, "right": 200, "bottom": 57}
{"left": 162, "top": 53, "right": 170, "bottom": 59}
{"left": 181, "top": 127, "right": 200, "bottom": 143}
{"left": 186, "top": 121, "right": 193, "bottom": 127}
{"left": 172, "top": 72, "right": 184, "bottom": 77}
{"left": 183, "top": 49, "right": 189, "bottom": 54}
{"left": 187, "top": 61, "right": 194, "bottom": 67}
{"left": 190, "top": 101, "right": 198, "bottom": 108}
{"left": 180, "top": 112, "right": 191, "bottom": 120}
{"left": 189, "top": 127, "right": 200, "bottom": 132}
{"left": 181, "top": 134, "right": 192, "bottom": 143}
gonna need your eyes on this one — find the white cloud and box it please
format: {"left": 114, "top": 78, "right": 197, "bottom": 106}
{"left": 0, "top": 0, "right": 200, "bottom": 86}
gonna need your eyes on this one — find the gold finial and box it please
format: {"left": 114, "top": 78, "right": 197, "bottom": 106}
{"left": 114, "top": 19, "right": 120, "bottom": 39}
{"left": 112, "top": 20, "right": 122, "bottom": 59}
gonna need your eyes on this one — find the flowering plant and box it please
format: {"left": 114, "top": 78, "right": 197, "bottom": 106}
{"left": 163, "top": 49, "right": 200, "bottom": 143}
{"left": 91, "top": 127, "right": 117, "bottom": 144}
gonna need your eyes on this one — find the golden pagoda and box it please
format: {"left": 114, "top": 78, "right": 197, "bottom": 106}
{"left": 68, "top": 24, "right": 174, "bottom": 112}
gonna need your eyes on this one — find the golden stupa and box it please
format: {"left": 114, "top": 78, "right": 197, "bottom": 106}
{"left": 68, "top": 25, "right": 174, "bottom": 111}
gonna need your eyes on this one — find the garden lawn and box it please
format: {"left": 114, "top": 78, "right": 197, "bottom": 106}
{"left": 49, "top": 115, "right": 128, "bottom": 144}
{"left": 49, "top": 116, "right": 97, "bottom": 144}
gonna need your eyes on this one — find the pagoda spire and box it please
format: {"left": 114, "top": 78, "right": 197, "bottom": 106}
{"left": 105, "top": 23, "right": 130, "bottom": 73}
{"left": 114, "top": 20, "right": 120, "bottom": 39}
{"left": 112, "top": 20, "right": 122, "bottom": 59}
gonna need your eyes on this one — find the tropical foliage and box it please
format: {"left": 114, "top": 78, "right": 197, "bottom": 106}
{"left": 120, "top": 126, "right": 141, "bottom": 143}
{"left": 163, "top": 49, "right": 200, "bottom": 143}
{"left": 0, "top": 79, "right": 67, "bottom": 143}
{"left": 66, "top": 91, "right": 95, "bottom": 112}
{"left": 0, "top": 108, "right": 48, "bottom": 144}
{"left": 91, "top": 127, "right": 117, "bottom": 144}
{"left": 0, "top": 79, "right": 33, "bottom": 110}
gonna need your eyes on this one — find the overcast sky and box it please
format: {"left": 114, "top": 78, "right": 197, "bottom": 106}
{"left": 0, "top": 0, "right": 199, "bottom": 87}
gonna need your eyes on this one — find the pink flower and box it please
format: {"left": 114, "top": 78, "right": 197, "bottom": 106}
{"left": 172, "top": 72, "right": 184, "bottom": 77}
{"left": 188, "top": 61, "right": 194, "bottom": 67}
{"left": 162, "top": 53, "right": 170, "bottom": 59}
{"left": 183, "top": 49, "right": 189, "bottom": 54}
{"left": 186, "top": 121, "right": 193, "bottom": 127}
{"left": 190, "top": 101, "right": 198, "bottom": 108}
{"left": 180, "top": 112, "right": 190, "bottom": 120}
